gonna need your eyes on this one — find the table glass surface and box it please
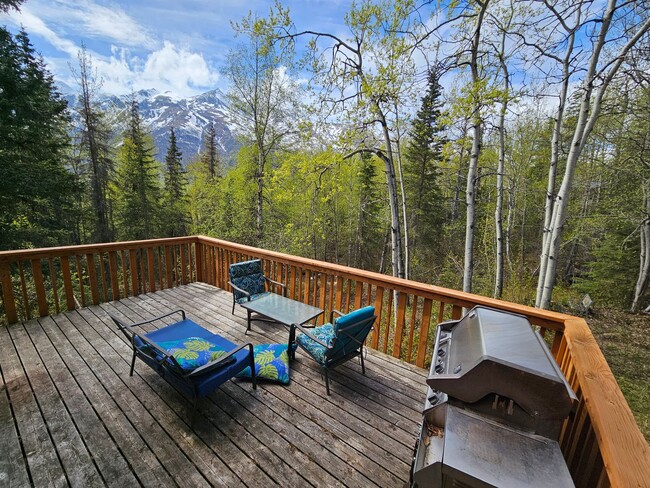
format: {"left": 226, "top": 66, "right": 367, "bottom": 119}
{"left": 240, "top": 294, "right": 324, "bottom": 326}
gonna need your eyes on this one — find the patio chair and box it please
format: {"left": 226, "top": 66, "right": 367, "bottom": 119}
{"left": 288, "top": 306, "right": 376, "bottom": 395}
{"left": 228, "top": 258, "right": 286, "bottom": 314}
{"left": 109, "top": 309, "right": 256, "bottom": 424}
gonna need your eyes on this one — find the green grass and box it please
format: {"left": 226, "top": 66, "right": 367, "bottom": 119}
{"left": 586, "top": 309, "right": 650, "bottom": 442}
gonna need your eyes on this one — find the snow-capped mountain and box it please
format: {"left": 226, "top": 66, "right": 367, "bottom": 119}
{"left": 67, "top": 88, "right": 240, "bottom": 166}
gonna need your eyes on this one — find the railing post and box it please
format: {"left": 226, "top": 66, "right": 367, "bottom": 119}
{"left": 195, "top": 241, "right": 203, "bottom": 283}
{"left": 0, "top": 261, "right": 18, "bottom": 323}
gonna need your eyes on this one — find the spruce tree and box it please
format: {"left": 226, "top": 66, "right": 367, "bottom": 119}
{"left": 201, "top": 122, "right": 220, "bottom": 178}
{"left": 162, "top": 128, "right": 188, "bottom": 236}
{"left": 0, "top": 28, "right": 79, "bottom": 249}
{"left": 403, "top": 68, "right": 446, "bottom": 272}
{"left": 74, "top": 45, "right": 115, "bottom": 243}
{"left": 112, "top": 98, "right": 161, "bottom": 240}
{"left": 356, "top": 152, "right": 384, "bottom": 270}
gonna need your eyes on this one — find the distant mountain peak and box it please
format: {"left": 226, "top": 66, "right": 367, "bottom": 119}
{"left": 68, "top": 87, "right": 239, "bottom": 165}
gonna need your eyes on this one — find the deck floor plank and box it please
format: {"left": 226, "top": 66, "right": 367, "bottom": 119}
{"left": 0, "top": 283, "right": 427, "bottom": 488}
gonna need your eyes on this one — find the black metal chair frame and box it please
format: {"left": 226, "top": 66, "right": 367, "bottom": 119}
{"left": 109, "top": 309, "right": 256, "bottom": 424}
{"left": 228, "top": 275, "right": 286, "bottom": 315}
{"left": 288, "top": 309, "right": 376, "bottom": 395}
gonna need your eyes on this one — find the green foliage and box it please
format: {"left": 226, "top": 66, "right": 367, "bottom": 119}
{"left": 111, "top": 99, "right": 162, "bottom": 240}
{"left": 162, "top": 128, "right": 188, "bottom": 237}
{"left": 0, "top": 28, "right": 79, "bottom": 250}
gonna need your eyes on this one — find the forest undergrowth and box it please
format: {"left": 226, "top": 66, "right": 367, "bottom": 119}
{"left": 586, "top": 309, "right": 650, "bottom": 442}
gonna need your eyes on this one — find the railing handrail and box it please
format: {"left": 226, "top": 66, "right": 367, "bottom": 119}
{"left": 197, "top": 235, "right": 572, "bottom": 330}
{"left": 0, "top": 236, "right": 197, "bottom": 262}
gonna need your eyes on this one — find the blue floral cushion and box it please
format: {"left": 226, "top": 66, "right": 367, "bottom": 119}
{"left": 229, "top": 259, "right": 267, "bottom": 301}
{"left": 296, "top": 323, "right": 336, "bottom": 365}
{"left": 236, "top": 343, "right": 292, "bottom": 384}
{"left": 156, "top": 336, "right": 232, "bottom": 372}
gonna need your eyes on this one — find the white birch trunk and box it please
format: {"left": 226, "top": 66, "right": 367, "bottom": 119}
{"left": 632, "top": 184, "right": 650, "bottom": 312}
{"left": 536, "top": 27, "right": 576, "bottom": 307}
{"left": 463, "top": 0, "right": 488, "bottom": 294}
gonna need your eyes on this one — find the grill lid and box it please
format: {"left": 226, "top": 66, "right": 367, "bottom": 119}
{"left": 426, "top": 306, "right": 576, "bottom": 420}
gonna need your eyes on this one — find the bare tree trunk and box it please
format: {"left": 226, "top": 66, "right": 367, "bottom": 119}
{"left": 463, "top": 0, "right": 489, "bottom": 294}
{"left": 536, "top": 19, "right": 577, "bottom": 307}
{"left": 377, "top": 106, "right": 405, "bottom": 280}
{"left": 632, "top": 185, "right": 650, "bottom": 312}
{"left": 494, "top": 31, "right": 509, "bottom": 299}
{"left": 393, "top": 103, "right": 410, "bottom": 280}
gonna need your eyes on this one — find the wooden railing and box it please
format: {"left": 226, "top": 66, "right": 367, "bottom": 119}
{"left": 0, "top": 237, "right": 199, "bottom": 323}
{"left": 1, "top": 235, "right": 649, "bottom": 487}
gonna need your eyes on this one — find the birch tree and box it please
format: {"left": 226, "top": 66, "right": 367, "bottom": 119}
{"left": 225, "top": 11, "right": 299, "bottom": 242}
{"left": 266, "top": 0, "right": 418, "bottom": 279}
{"left": 537, "top": 0, "right": 650, "bottom": 308}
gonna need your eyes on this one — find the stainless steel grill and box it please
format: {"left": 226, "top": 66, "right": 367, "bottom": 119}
{"left": 411, "top": 306, "right": 577, "bottom": 488}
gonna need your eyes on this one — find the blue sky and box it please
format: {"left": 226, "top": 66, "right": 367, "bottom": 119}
{"left": 1, "top": 0, "right": 350, "bottom": 97}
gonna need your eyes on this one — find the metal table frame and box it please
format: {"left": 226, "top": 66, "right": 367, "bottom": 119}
{"left": 238, "top": 293, "right": 324, "bottom": 333}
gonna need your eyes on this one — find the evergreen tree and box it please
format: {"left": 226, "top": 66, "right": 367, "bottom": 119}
{"left": 201, "top": 122, "right": 220, "bottom": 178}
{"left": 73, "top": 45, "right": 115, "bottom": 243}
{"left": 403, "top": 68, "right": 446, "bottom": 276}
{"left": 112, "top": 98, "right": 162, "bottom": 240}
{"left": 356, "top": 153, "right": 384, "bottom": 270}
{"left": 162, "top": 128, "right": 188, "bottom": 236}
{"left": 0, "top": 28, "right": 79, "bottom": 249}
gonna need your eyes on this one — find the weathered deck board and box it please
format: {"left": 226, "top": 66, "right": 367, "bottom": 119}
{"left": 0, "top": 283, "right": 427, "bottom": 487}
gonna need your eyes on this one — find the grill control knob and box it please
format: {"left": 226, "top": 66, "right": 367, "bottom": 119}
{"left": 435, "top": 363, "right": 444, "bottom": 374}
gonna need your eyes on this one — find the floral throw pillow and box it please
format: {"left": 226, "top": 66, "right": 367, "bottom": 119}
{"left": 157, "top": 336, "right": 232, "bottom": 372}
{"left": 236, "top": 343, "right": 291, "bottom": 384}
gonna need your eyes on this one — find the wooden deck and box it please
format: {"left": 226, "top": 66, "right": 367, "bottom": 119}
{"left": 0, "top": 282, "right": 427, "bottom": 487}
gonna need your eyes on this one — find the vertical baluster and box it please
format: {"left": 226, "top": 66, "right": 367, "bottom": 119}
{"left": 382, "top": 291, "right": 393, "bottom": 353}
{"left": 437, "top": 301, "right": 445, "bottom": 323}
{"left": 17, "top": 261, "right": 31, "bottom": 319}
{"left": 371, "top": 286, "right": 384, "bottom": 350}
{"left": 406, "top": 295, "right": 419, "bottom": 363}
{"left": 303, "top": 270, "right": 311, "bottom": 304}
{"left": 327, "top": 275, "right": 334, "bottom": 318}
{"left": 139, "top": 250, "right": 147, "bottom": 293}
{"left": 288, "top": 266, "right": 296, "bottom": 299}
{"left": 392, "top": 292, "right": 407, "bottom": 358}
{"left": 165, "top": 246, "right": 173, "bottom": 288}
{"left": 98, "top": 253, "right": 108, "bottom": 302}
{"left": 48, "top": 259, "right": 60, "bottom": 314}
{"left": 451, "top": 304, "right": 462, "bottom": 320}
{"left": 129, "top": 249, "right": 138, "bottom": 296}
{"left": 147, "top": 247, "right": 156, "bottom": 292}
{"left": 75, "top": 255, "right": 86, "bottom": 307}
{"left": 86, "top": 253, "right": 100, "bottom": 305}
{"left": 415, "top": 299, "right": 434, "bottom": 368}
{"left": 60, "top": 256, "right": 75, "bottom": 311}
{"left": 318, "top": 273, "right": 327, "bottom": 324}
{"left": 335, "top": 276, "right": 343, "bottom": 311}
{"left": 0, "top": 261, "right": 18, "bottom": 323}
{"left": 121, "top": 250, "right": 129, "bottom": 296}
{"left": 354, "top": 281, "right": 363, "bottom": 309}
{"left": 30, "top": 259, "right": 48, "bottom": 317}
{"left": 108, "top": 251, "right": 120, "bottom": 300}
{"left": 180, "top": 244, "right": 188, "bottom": 285}
{"left": 344, "top": 280, "right": 352, "bottom": 313}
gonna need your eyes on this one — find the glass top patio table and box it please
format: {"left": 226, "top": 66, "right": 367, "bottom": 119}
{"left": 239, "top": 293, "right": 324, "bottom": 327}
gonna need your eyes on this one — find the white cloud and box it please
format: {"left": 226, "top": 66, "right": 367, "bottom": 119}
{"left": 3, "top": 7, "right": 79, "bottom": 56}
{"left": 92, "top": 42, "right": 219, "bottom": 97}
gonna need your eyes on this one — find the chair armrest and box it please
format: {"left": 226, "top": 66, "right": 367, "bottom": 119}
{"left": 329, "top": 309, "right": 344, "bottom": 323}
{"left": 228, "top": 281, "right": 251, "bottom": 300}
{"left": 264, "top": 277, "right": 286, "bottom": 296}
{"left": 187, "top": 342, "right": 254, "bottom": 377}
{"left": 110, "top": 310, "right": 186, "bottom": 330}
{"left": 290, "top": 323, "right": 331, "bottom": 349}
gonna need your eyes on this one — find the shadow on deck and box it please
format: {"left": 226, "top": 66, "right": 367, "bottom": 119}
{"left": 0, "top": 282, "right": 426, "bottom": 487}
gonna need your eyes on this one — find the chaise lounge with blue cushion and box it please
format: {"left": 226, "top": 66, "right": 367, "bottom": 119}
{"left": 109, "top": 309, "right": 256, "bottom": 424}
{"left": 228, "top": 258, "right": 286, "bottom": 315}
{"left": 288, "top": 306, "right": 376, "bottom": 395}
